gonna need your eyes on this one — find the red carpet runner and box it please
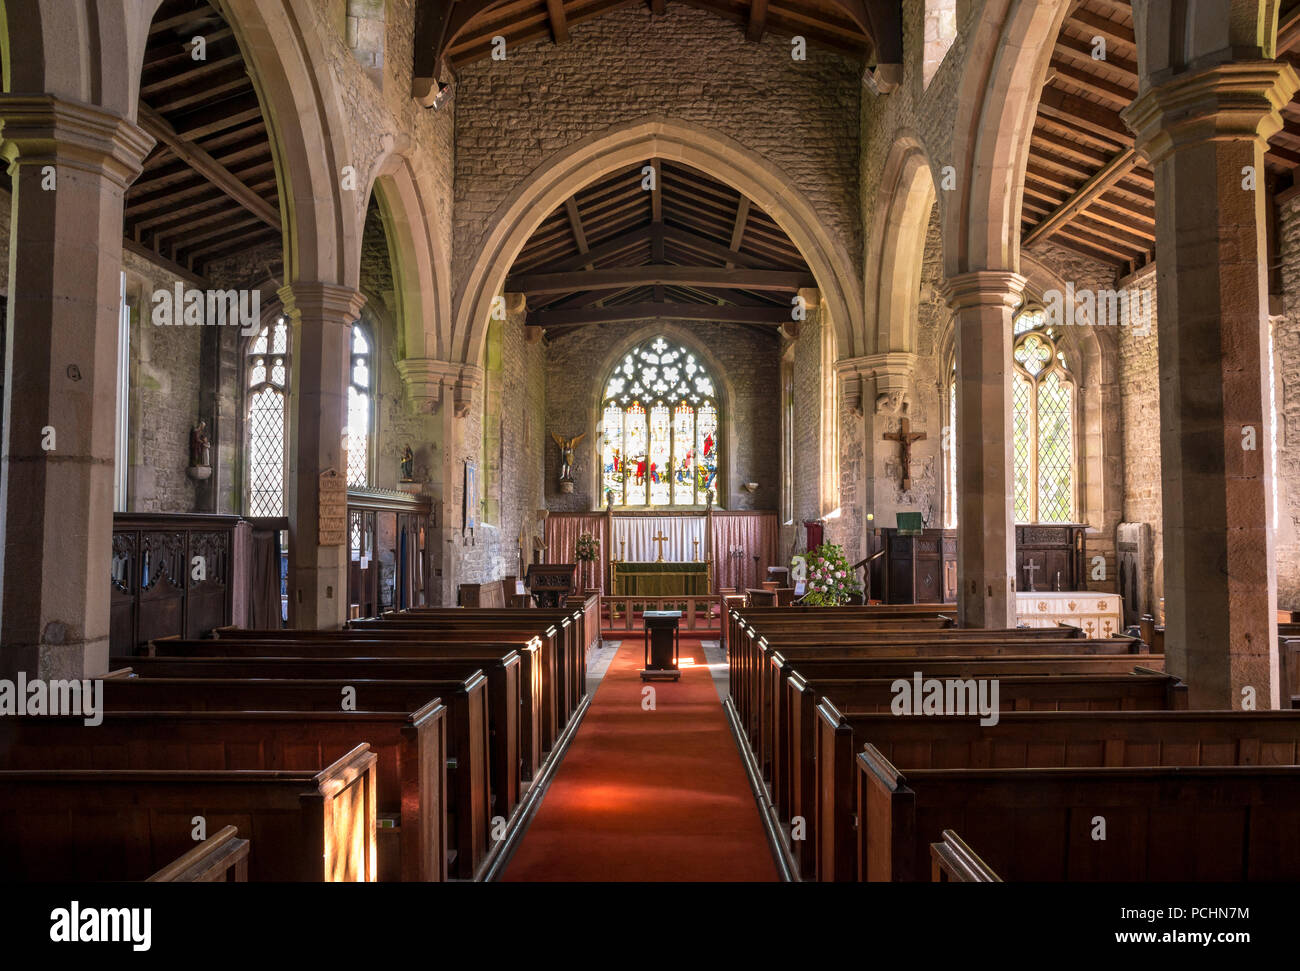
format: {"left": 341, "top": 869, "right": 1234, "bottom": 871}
{"left": 501, "top": 636, "right": 778, "bottom": 881}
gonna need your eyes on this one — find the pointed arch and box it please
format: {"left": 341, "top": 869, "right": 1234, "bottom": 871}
{"left": 455, "top": 116, "right": 863, "bottom": 367}
{"left": 865, "top": 135, "right": 937, "bottom": 355}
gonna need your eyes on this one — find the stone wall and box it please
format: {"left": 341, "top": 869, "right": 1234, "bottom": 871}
{"left": 1273, "top": 193, "right": 1300, "bottom": 609}
{"left": 451, "top": 4, "right": 862, "bottom": 316}
{"left": 543, "top": 321, "right": 780, "bottom": 514}
{"left": 1116, "top": 264, "right": 1162, "bottom": 614}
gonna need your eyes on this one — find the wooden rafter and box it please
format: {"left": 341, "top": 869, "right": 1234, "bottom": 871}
{"left": 137, "top": 104, "right": 280, "bottom": 232}
{"left": 505, "top": 266, "right": 816, "bottom": 294}
{"left": 747, "top": 0, "right": 768, "bottom": 42}
{"left": 545, "top": 0, "right": 570, "bottom": 43}
{"left": 527, "top": 302, "right": 791, "bottom": 327}
{"left": 1023, "top": 148, "right": 1137, "bottom": 249}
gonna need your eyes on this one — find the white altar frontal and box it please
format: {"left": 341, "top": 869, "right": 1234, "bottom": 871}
{"left": 1016, "top": 591, "right": 1123, "bottom": 638}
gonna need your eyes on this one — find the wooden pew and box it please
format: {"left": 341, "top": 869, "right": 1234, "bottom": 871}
{"left": 201, "top": 632, "right": 543, "bottom": 773}
{"left": 217, "top": 626, "right": 554, "bottom": 754}
{"left": 776, "top": 668, "right": 1183, "bottom": 881}
{"left": 104, "top": 663, "right": 488, "bottom": 880}
{"left": 0, "top": 744, "right": 377, "bottom": 881}
{"left": 749, "top": 632, "right": 1144, "bottom": 775}
{"left": 0, "top": 697, "right": 457, "bottom": 882}
{"left": 350, "top": 616, "right": 576, "bottom": 740}
{"left": 147, "top": 825, "right": 249, "bottom": 882}
{"left": 835, "top": 708, "right": 1300, "bottom": 882}
{"left": 930, "top": 830, "right": 1002, "bottom": 883}
{"left": 140, "top": 643, "right": 520, "bottom": 821}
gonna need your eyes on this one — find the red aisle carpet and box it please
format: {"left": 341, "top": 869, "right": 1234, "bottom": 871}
{"left": 501, "top": 636, "right": 778, "bottom": 881}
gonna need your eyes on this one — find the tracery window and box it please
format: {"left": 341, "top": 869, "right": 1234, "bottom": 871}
{"left": 347, "top": 324, "right": 372, "bottom": 487}
{"left": 246, "top": 317, "right": 289, "bottom": 517}
{"left": 1011, "top": 308, "right": 1075, "bottom": 523}
{"left": 600, "top": 337, "right": 719, "bottom": 507}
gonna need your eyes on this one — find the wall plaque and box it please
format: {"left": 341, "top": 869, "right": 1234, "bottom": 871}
{"left": 319, "top": 468, "right": 347, "bottom": 545}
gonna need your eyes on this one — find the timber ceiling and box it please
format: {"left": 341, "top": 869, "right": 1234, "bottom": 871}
{"left": 505, "top": 159, "right": 815, "bottom": 335}
{"left": 432, "top": 0, "right": 878, "bottom": 71}
{"left": 1023, "top": 0, "right": 1300, "bottom": 271}
{"left": 126, "top": 0, "right": 282, "bottom": 279}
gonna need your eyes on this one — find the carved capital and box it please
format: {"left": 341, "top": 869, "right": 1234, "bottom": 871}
{"left": 941, "top": 270, "right": 1027, "bottom": 312}
{"left": 1122, "top": 60, "right": 1300, "bottom": 167}
{"left": 0, "top": 95, "right": 154, "bottom": 188}
{"left": 277, "top": 282, "right": 366, "bottom": 328}
{"left": 835, "top": 352, "right": 918, "bottom": 417}
{"left": 396, "top": 357, "right": 483, "bottom": 416}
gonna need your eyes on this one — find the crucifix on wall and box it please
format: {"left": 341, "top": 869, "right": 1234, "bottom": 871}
{"left": 883, "top": 418, "right": 927, "bottom": 491}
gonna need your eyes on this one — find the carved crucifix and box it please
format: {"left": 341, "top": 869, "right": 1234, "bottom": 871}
{"left": 883, "top": 417, "right": 927, "bottom": 491}
{"left": 651, "top": 530, "right": 670, "bottom": 562}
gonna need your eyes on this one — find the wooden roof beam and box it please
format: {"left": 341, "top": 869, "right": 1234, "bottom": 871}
{"left": 546, "top": 0, "right": 570, "bottom": 43}
{"left": 528, "top": 302, "right": 791, "bottom": 327}
{"left": 506, "top": 265, "right": 816, "bottom": 294}
{"left": 1037, "top": 87, "right": 1133, "bottom": 147}
{"left": 1023, "top": 147, "right": 1137, "bottom": 248}
{"left": 137, "top": 103, "right": 281, "bottom": 231}
{"left": 747, "top": 0, "right": 768, "bottom": 42}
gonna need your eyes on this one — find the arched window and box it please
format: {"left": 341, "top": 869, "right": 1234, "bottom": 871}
{"left": 1012, "top": 307, "right": 1075, "bottom": 523}
{"left": 600, "top": 337, "right": 718, "bottom": 507}
{"left": 347, "top": 324, "right": 372, "bottom": 487}
{"left": 246, "top": 317, "right": 289, "bottom": 517}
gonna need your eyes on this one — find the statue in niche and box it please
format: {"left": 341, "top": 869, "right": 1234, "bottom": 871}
{"left": 189, "top": 420, "right": 211, "bottom": 469}
{"left": 552, "top": 432, "right": 586, "bottom": 493}
{"left": 400, "top": 445, "right": 415, "bottom": 482}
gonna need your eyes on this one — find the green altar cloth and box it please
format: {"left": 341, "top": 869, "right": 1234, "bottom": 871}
{"left": 610, "top": 561, "right": 711, "bottom": 596}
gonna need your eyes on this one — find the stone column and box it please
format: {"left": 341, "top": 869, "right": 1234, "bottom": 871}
{"left": 942, "top": 270, "right": 1026, "bottom": 629}
{"left": 281, "top": 282, "right": 366, "bottom": 630}
{"left": 1123, "top": 62, "right": 1299, "bottom": 708}
{"left": 0, "top": 96, "right": 153, "bottom": 680}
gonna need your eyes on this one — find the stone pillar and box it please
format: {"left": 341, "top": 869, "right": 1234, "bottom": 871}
{"left": 281, "top": 282, "right": 366, "bottom": 630}
{"left": 0, "top": 96, "right": 153, "bottom": 680}
{"left": 1123, "top": 62, "right": 1299, "bottom": 708}
{"left": 942, "top": 271, "right": 1026, "bottom": 629}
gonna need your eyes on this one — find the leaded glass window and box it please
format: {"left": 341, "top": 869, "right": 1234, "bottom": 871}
{"left": 945, "top": 370, "right": 957, "bottom": 529}
{"left": 1011, "top": 311, "right": 1075, "bottom": 523}
{"left": 246, "top": 318, "right": 289, "bottom": 517}
{"left": 600, "top": 337, "right": 719, "bottom": 507}
{"left": 347, "top": 324, "right": 371, "bottom": 487}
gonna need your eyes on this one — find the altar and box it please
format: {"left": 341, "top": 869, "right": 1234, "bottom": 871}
{"left": 610, "top": 560, "right": 711, "bottom": 596}
{"left": 1016, "top": 591, "right": 1123, "bottom": 638}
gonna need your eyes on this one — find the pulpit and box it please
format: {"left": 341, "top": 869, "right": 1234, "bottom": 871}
{"left": 863, "top": 527, "right": 957, "bottom": 604}
{"left": 524, "top": 562, "right": 577, "bottom": 607}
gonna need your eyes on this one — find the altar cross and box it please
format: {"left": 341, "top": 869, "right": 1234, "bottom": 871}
{"left": 651, "top": 530, "right": 670, "bottom": 562}
{"left": 1023, "top": 557, "right": 1041, "bottom": 592}
{"left": 883, "top": 417, "right": 927, "bottom": 491}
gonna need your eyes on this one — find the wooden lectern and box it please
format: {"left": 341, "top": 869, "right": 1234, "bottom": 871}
{"left": 524, "top": 563, "right": 577, "bottom": 608}
{"left": 641, "top": 610, "right": 682, "bottom": 681}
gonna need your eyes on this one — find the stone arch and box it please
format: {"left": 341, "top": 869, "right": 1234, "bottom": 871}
{"left": 865, "top": 135, "right": 937, "bottom": 355}
{"left": 581, "top": 321, "right": 737, "bottom": 508}
{"left": 364, "top": 148, "right": 454, "bottom": 364}
{"left": 942, "top": 0, "right": 1073, "bottom": 276}
{"left": 456, "top": 116, "right": 864, "bottom": 367}
{"left": 218, "top": 0, "right": 358, "bottom": 288}
{"left": 0, "top": 0, "right": 161, "bottom": 113}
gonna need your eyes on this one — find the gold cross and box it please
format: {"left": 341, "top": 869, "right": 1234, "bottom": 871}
{"left": 651, "top": 529, "right": 670, "bottom": 562}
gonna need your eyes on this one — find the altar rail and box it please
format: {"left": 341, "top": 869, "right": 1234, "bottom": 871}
{"left": 601, "top": 595, "right": 723, "bottom": 634}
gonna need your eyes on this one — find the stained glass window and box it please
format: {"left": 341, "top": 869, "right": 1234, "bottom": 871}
{"left": 246, "top": 317, "right": 289, "bottom": 517}
{"left": 347, "top": 324, "right": 371, "bottom": 487}
{"left": 600, "top": 337, "right": 719, "bottom": 507}
{"left": 1010, "top": 310, "right": 1074, "bottom": 522}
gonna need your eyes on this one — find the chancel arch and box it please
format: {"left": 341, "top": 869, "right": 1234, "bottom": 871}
{"left": 455, "top": 116, "right": 864, "bottom": 369}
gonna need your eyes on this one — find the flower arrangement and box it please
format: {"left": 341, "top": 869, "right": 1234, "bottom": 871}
{"left": 797, "top": 542, "right": 861, "bottom": 606}
{"left": 574, "top": 532, "right": 599, "bottom": 562}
